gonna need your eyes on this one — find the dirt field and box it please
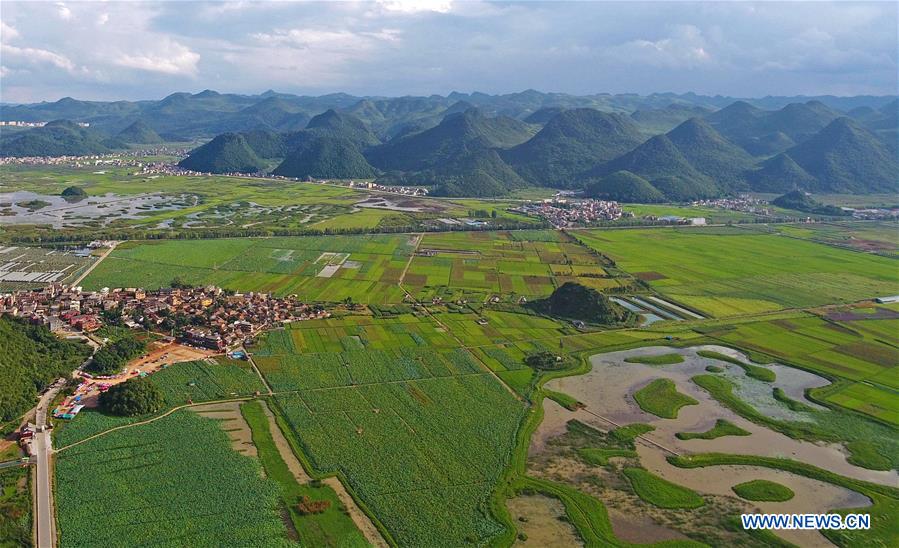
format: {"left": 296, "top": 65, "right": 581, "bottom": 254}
{"left": 507, "top": 494, "right": 581, "bottom": 547}
{"left": 259, "top": 402, "right": 388, "bottom": 548}
{"left": 191, "top": 402, "right": 256, "bottom": 457}
{"left": 73, "top": 342, "right": 215, "bottom": 408}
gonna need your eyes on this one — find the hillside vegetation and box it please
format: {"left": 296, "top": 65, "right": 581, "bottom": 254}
{"left": 0, "top": 316, "right": 91, "bottom": 422}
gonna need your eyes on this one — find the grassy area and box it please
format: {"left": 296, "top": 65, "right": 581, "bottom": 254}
{"left": 0, "top": 462, "right": 30, "bottom": 547}
{"left": 668, "top": 453, "right": 899, "bottom": 547}
{"left": 240, "top": 400, "right": 368, "bottom": 547}
{"left": 697, "top": 350, "right": 776, "bottom": 382}
{"left": 771, "top": 387, "right": 815, "bottom": 413}
{"left": 634, "top": 378, "right": 699, "bottom": 419}
{"left": 622, "top": 467, "right": 705, "bottom": 509}
{"left": 55, "top": 410, "right": 290, "bottom": 546}
{"left": 573, "top": 227, "right": 898, "bottom": 317}
{"left": 577, "top": 447, "right": 637, "bottom": 466}
{"left": 676, "top": 419, "right": 751, "bottom": 440}
{"left": 845, "top": 440, "right": 893, "bottom": 471}
{"left": 624, "top": 353, "right": 685, "bottom": 365}
{"left": 731, "top": 480, "right": 794, "bottom": 502}
{"left": 53, "top": 358, "right": 265, "bottom": 448}
{"left": 609, "top": 423, "right": 656, "bottom": 443}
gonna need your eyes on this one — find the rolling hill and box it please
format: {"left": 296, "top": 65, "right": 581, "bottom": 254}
{"left": 366, "top": 108, "right": 534, "bottom": 172}
{"left": 177, "top": 133, "right": 265, "bottom": 173}
{"left": 783, "top": 117, "right": 899, "bottom": 193}
{"left": 272, "top": 137, "right": 376, "bottom": 180}
{"left": 501, "top": 108, "right": 644, "bottom": 187}
{"left": 116, "top": 120, "right": 163, "bottom": 144}
{"left": 0, "top": 120, "right": 121, "bottom": 157}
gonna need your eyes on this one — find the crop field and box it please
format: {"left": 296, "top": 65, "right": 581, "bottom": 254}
{"left": 403, "top": 230, "right": 630, "bottom": 302}
{"left": 573, "top": 227, "right": 899, "bottom": 317}
{"left": 252, "top": 312, "right": 527, "bottom": 545}
{"left": 706, "top": 309, "right": 898, "bottom": 424}
{"left": 0, "top": 245, "right": 94, "bottom": 290}
{"left": 55, "top": 410, "right": 290, "bottom": 547}
{"left": 81, "top": 234, "right": 416, "bottom": 302}
{"left": 776, "top": 222, "right": 899, "bottom": 256}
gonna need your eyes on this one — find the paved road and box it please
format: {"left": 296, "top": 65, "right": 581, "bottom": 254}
{"left": 69, "top": 241, "right": 117, "bottom": 287}
{"left": 32, "top": 380, "right": 64, "bottom": 548}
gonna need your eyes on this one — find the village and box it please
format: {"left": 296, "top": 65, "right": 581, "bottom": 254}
{"left": 3, "top": 282, "right": 330, "bottom": 424}
{"left": 510, "top": 197, "right": 628, "bottom": 227}
{"left": 0, "top": 283, "right": 329, "bottom": 349}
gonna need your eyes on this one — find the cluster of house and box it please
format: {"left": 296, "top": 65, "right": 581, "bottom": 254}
{"left": 0, "top": 283, "right": 329, "bottom": 351}
{"left": 344, "top": 180, "right": 428, "bottom": 196}
{"left": 0, "top": 148, "right": 190, "bottom": 168}
{"left": 692, "top": 195, "right": 772, "bottom": 215}
{"left": 511, "top": 198, "right": 627, "bottom": 227}
{"left": 0, "top": 120, "right": 82, "bottom": 127}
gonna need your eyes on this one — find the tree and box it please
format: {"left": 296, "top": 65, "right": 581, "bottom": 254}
{"left": 525, "top": 351, "right": 568, "bottom": 371}
{"left": 99, "top": 378, "right": 165, "bottom": 416}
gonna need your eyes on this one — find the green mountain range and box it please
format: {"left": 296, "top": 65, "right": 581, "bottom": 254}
{"left": 116, "top": 120, "right": 163, "bottom": 144}
{"left": 783, "top": 117, "right": 898, "bottom": 193}
{"left": 502, "top": 108, "right": 644, "bottom": 187}
{"left": 178, "top": 133, "right": 265, "bottom": 173}
{"left": 0, "top": 120, "right": 121, "bottom": 157}
{"left": 273, "top": 137, "right": 376, "bottom": 180}
{"left": 4, "top": 89, "right": 896, "bottom": 201}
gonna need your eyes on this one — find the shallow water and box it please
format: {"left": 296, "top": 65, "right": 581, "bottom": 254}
{"left": 0, "top": 190, "right": 187, "bottom": 227}
{"left": 536, "top": 344, "right": 893, "bottom": 546}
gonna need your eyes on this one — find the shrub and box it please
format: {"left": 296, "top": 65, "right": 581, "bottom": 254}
{"left": 99, "top": 378, "right": 165, "bottom": 416}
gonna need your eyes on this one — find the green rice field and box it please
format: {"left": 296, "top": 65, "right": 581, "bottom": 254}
{"left": 573, "top": 227, "right": 898, "bottom": 317}
{"left": 81, "top": 234, "right": 417, "bottom": 303}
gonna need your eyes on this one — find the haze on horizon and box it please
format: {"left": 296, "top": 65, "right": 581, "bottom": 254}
{"left": 1, "top": 0, "right": 897, "bottom": 104}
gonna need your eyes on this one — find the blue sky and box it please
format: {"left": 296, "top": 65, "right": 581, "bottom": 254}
{"left": 1, "top": 1, "right": 896, "bottom": 103}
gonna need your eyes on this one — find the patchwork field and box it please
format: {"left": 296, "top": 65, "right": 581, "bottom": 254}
{"left": 404, "top": 230, "right": 632, "bottom": 302}
{"left": 775, "top": 221, "right": 899, "bottom": 256}
{"left": 80, "top": 234, "right": 417, "bottom": 303}
{"left": 573, "top": 227, "right": 899, "bottom": 317}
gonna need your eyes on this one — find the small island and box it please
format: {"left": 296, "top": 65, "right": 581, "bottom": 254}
{"left": 61, "top": 186, "right": 89, "bottom": 201}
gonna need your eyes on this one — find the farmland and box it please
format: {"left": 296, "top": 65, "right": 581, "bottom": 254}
{"left": 573, "top": 226, "right": 898, "bottom": 317}
{"left": 81, "top": 234, "right": 417, "bottom": 303}
{"left": 0, "top": 164, "right": 540, "bottom": 243}
{"left": 54, "top": 410, "right": 291, "bottom": 547}
{"left": 80, "top": 229, "right": 645, "bottom": 304}
{"left": 403, "top": 230, "right": 633, "bottom": 302}
{"left": 249, "top": 312, "right": 528, "bottom": 545}
{"left": 18, "top": 219, "right": 899, "bottom": 547}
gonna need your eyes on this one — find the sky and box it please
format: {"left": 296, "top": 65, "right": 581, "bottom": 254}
{"left": 1, "top": 1, "right": 896, "bottom": 103}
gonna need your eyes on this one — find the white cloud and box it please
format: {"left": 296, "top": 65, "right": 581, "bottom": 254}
{"left": 55, "top": 2, "right": 73, "bottom": 20}
{"left": 0, "top": 66, "right": 8, "bottom": 78}
{"left": 114, "top": 40, "right": 200, "bottom": 76}
{"left": 97, "top": 13, "right": 109, "bottom": 26}
{"left": 376, "top": 0, "right": 453, "bottom": 14}
{"left": 1, "top": 43, "right": 76, "bottom": 72}
{"left": 606, "top": 25, "right": 714, "bottom": 69}
{"left": 1, "top": 21, "right": 20, "bottom": 41}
